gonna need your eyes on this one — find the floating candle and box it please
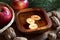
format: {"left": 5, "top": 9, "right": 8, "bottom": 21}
{"left": 29, "top": 24, "right": 38, "bottom": 30}
{"left": 31, "top": 15, "right": 41, "bottom": 20}
{"left": 26, "top": 18, "right": 35, "bottom": 24}
{"left": 26, "top": 15, "right": 41, "bottom": 29}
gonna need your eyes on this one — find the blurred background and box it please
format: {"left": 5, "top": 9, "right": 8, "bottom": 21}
{"left": 0, "top": 0, "right": 60, "bottom": 11}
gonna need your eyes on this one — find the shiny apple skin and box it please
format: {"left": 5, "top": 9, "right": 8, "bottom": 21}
{"left": 0, "top": 6, "right": 12, "bottom": 27}
{"left": 11, "top": 0, "right": 28, "bottom": 10}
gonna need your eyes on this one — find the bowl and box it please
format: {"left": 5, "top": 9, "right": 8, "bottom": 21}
{"left": 0, "top": 2, "right": 15, "bottom": 33}
{"left": 16, "top": 8, "right": 52, "bottom": 34}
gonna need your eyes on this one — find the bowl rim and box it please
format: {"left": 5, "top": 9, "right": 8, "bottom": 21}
{"left": 0, "top": 2, "right": 15, "bottom": 33}
{"left": 16, "top": 8, "right": 52, "bottom": 33}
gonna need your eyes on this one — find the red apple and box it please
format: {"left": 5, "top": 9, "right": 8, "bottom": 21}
{"left": 11, "top": 0, "right": 28, "bottom": 10}
{"left": 0, "top": 6, "right": 12, "bottom": 27}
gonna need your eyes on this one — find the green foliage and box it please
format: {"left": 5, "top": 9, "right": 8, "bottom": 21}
{"left": 0, "top": 0, "right": 11, "bottom": 4}
{"left": 0, "top": 0, "right": 60, "bottom": 11}
{"left": 28, "top": 0, "right": 60, "bottom": 11}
